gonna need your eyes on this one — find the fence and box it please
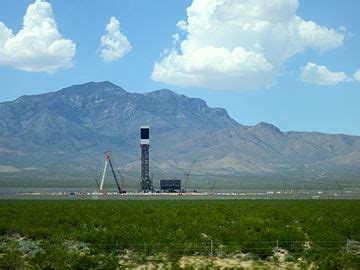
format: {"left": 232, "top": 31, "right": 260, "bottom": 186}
{"left": 21, "top": 239, "right": 358, "bottom": 257}
{"left": 2, "top": 238, "right": 360, "bottom": 268}
{"left": 105, "top": 240, "right": 358, "bottom": 255}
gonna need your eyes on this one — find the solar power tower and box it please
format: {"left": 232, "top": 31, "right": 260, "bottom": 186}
{"left": 139, "top": 125, "right": 153, "bottom": 192}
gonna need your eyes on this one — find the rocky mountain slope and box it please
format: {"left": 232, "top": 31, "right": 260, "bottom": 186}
{"left": 0, "top": 81, "right": 359, "bottom": 177}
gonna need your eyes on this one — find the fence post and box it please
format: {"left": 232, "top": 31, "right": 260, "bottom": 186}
{"left": 210, "top": 240, "right": 213, "bottom": 257}
{"left": 346, "top": 239, "right": 349, "bottom": 253}
{"left": 276, "top": 240, "right": 279, "bottom": 250}
{"left": 144, "top": 241, "right": 147, "bottom": 256}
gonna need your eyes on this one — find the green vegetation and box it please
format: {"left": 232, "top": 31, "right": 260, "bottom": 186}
{"left": 0, "top": 200, "right": 359, "bottom": 268}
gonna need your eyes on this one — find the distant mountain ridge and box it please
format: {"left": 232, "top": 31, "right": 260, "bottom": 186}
{"left": 0, "top": 81, "right": 359, "bottom": 177}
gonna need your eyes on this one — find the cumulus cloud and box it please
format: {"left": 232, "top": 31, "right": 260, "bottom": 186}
{"left": 0, "top": 0, "right": 75, "bottom": 72}
{"left": 151, "top": 0, "right": 345, "bottom": 90}
{"left": 300, "top": 63, "right": 347, "bottom": 85}
{"left": 100, "top": 17, "right": 131, "bottom": 62}
{"left": 354, "top": 69, "right": 360, "bottom": 81}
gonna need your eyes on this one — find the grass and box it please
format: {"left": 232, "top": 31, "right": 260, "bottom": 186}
{"left": 0, "top": 200, "right": 359, "bottom": 268}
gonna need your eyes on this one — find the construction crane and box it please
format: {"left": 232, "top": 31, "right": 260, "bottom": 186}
{"left": 99, "top": 151, "right": 125, "bottom": 193}
{"left": 335, "top": 179, "right": 344, "bottom": 196}
{"left": 95, "top": 177, "right": 100, "bottom": 190}
{"left": 120, "top": 175, "right": 125, "bottom": 192}
{"left": 183, "top": 160, "right": 196, "bottom": 193}
{"left": 210, "top": 178, "right": 217, "bottom": 193}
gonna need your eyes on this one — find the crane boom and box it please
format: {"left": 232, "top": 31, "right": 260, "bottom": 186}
{"left": 100, "top": 151, "right": 124, "bottom": 193}
{"left": 335, "top": 179, "right": 343, "bottom": 196}
{"left": 95, "top": 178, "right": 100, "bottom": 190}
{"left": 108, "top": 158, "right": 122, "bottom": 193}
{"left": 120, "top": 175, "right": 125, "bottom": 192}
{"left": 100, "top": 160, "right": 108, "bottom": 191}
{"left": 184, "top": 160, "right": 196, "bottom": 193}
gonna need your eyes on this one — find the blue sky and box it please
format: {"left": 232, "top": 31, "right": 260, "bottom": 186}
{"left": 0, "top": 0, "right": 359, "bottom": 135}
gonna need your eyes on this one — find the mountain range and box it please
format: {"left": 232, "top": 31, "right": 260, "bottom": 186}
{"left": 0, "top": 81, "right": 359, "bottom": 181}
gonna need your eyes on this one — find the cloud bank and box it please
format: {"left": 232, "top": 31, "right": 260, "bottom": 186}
{"left": 100, "top": 17, "right": 132, "bottom": 62}
{"left": 151, "top": 0, "right": 344, "bottom": 90}
{"left": 300, "top": 63, "right": 347, "bottom": 85}
{"left": 354, "top": 69, "right": 360, "bottom": 81}
{"left": 0, "top": 0, "right": 75, "bottom": 73}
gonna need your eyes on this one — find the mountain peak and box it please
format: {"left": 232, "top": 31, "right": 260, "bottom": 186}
{"left": 147, "top": 89, "right": 179, "bottom": 97}
{"left": 57, "top": 81, "right": 126, "bottom": 96}
{"left": 254, "top": 122, "right": 281, "bottom": 133}
{"left": 82, "top": 81, "right": 117, "bottom": 87}
{"left": 90, "top": 81, "right": 120, "bottom": 88}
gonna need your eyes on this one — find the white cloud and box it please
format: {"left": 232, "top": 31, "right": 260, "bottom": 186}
{"left": 0, "top": 0, "right": 75, "bottom": 73}
{"left": 354, "top": 69, "right": 360, "bottom": 81}
{"left": 172, "top": 33, "right": 180, "bottom": 45}
{"left": 153, "top": 46, "right": 273, "bottom": 89}
{"left": 151, "top": 0, "right": 345, "bottom": 90}
{"left": 100, "top": 17, "right": 131, "bottom": 62}
{"left": 300, "top": 63, "right": 347, "bottom": 85}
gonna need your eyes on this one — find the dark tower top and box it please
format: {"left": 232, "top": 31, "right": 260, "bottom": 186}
{"left": 140, "top": 125, "right": 149, "bottom": 145}
{"left": 141, "top": 128, "right": 149, "bottom": 139}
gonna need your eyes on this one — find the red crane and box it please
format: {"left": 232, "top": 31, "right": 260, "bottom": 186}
{"left": 99, "top": 151, "right": 125, "bottom": 193}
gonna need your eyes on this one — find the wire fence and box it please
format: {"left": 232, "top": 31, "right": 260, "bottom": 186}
{"left": 15, "top": 239, "right": 358, "bottom": 257}
{"left": 1, "top": 239, "right": 360, "bottom": 269}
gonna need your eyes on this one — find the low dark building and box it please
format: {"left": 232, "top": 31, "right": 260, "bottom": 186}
{"left": 160, "top": 179, "right": 181, "bottom": 192}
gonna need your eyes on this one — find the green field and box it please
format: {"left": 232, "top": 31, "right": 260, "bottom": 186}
{"left": 0, "top": 200, "right": 359, "bottom": 269}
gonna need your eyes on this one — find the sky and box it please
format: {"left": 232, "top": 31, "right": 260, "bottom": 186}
{"left": 0, "top": 0, "right": 359, "bottom": 135}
